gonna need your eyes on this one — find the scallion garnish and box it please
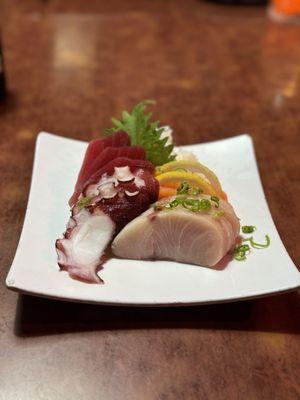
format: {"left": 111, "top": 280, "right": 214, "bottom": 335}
{"left": 76, "top": 196, "right": 92, "bottom": 210}
{"left": 191, "top": 188, "right": 203, "bottom": 195}
{"left": 242, "top": 235, "right": 270, "bottom": 249}
{"left": 242, "top": 225, "right": 256, "bottom": 234}
{"left": 199, "top": 199, "right": 211, "bottom": 210}
{"left": 234, "top": 243, "right": 251, "bottom": 261}
{"left": 163, "top": 195, "right": 212, "bottom": 213}
{"left": 234, "top": 230, "right": 270, "bottom": 262}
{"left": 212, "top": 210, "right": 225, "bottom": 218}
{"left": 182, "top": 198, "right": 200, "bottom": 212}
{"left": 176, "top": 181, "right": 190, "bottom": 195}
{"left": 235, "top": 254, "right": 247, "bottom": 261}
{"left": 210, "top": 195, "right": 220, "bottom": 208}
{"left": 176, "top": 182, "right": 204, "bottom": 196}
{"left": 237, "top": 244, "right": 251, "bottom": 253}
{"left": 165, "top": 199, "right": 179, "bottom": 209}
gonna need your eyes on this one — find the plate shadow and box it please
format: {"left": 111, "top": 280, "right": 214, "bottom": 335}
{"left": 14, "top": 290, "right": 300, "bottom": 337}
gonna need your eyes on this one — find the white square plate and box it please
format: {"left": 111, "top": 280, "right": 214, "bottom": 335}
{"left": 6, "top": 133, "right": 300, "bottom": 305}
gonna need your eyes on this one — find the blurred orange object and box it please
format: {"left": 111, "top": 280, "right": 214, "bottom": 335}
{"left": 273, "top": 0, "right": 300, "bottom": 14}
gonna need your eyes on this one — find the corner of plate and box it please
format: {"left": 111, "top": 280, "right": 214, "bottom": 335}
{"left": 5, "top": 275, "right": 16, "bottom": 288}
{"left": 37, "top": 131, "right": 53, "bottom": 141}
{"left": 240, "top": 133, "right": 253, "bottom": 143}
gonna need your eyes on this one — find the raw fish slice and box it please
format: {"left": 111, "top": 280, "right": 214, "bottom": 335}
{"left": 102, "top": 130, "right": 130, "bottom": 147}
{"left": 218, "top": 216, "right": 235, "bottom": 255}
{"left": 70, "top": 146, "right": 146, "bottom": 206}
{"left": 112, "top": 209, "right": 225, "bottom": 266}
{"left": 113, "top": 212, "right": 154, "bottom": 259}
{"left": 87, "top": 157, "right": 155, "bottom": 184}
{"left": 71, "top": 131, "right": 130, "bottom": 205}
{"left": 111, "top": 196, "right": 240, "bottom": 267}
{"left": 87, "top": 146, "right": 145, "bottom": 184}
{"left": 153, "top": 211, "right": 226, "bottom": 266}
{"left": 219, "top": 201, "right": 240, "bottom": 238}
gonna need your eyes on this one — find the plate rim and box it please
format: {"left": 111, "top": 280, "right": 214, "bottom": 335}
{"left": 6, "top": 279, "right": 300, "bottom": 306}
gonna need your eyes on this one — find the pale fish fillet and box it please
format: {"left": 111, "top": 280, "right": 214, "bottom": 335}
{"left": 111, "top": 196, "right": 240, "bottom": 267}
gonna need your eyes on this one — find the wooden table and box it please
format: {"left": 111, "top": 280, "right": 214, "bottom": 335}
{"left": 0, "top": 1, "right": 299, "bottom": 399}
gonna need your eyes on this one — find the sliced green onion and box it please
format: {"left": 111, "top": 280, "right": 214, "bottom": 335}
{"left": 165, "top": 199, "right": 179, "bottom": 209}
{"left": 233, "top": 225, "right": 270, "bottom": 262}
{"left": 210, "top": 195, "right": 220, "bottom": 208}
{"left": 190, "top": 188, "right": 203, "bottom": 195}
{"left": 235, "top": 253, "right": 247, "bottom": 261}
{"left": 176, "top": 183, "right": 204, "bottom": 196}
{"left": 76, "top": 196, "right": 92, "bottom": 210}
{"left": 236, "top": 244, "right": 250, "bottom": 253}
{"left": 199, "top": 199, "right": 211, "bottom": 210}
{"left": 234, "top": 243, "right": 251, "bottom": 261}
{"left": 182, "top": 198, "right": 200, "bottom": 212}
{"left": 212, "top": 210, "right": 225, "bottom": 218}
{"left": 183, "top": 199, "right": 198, "bottom": 206}
{"left": 242, "top": 225, "right": 256, "bottom": 234}
{"left": 176, "top": 181, "right": 190, "bottom": 195}
{"left": 243, "top": 235, "right": 270, "bottom": 249}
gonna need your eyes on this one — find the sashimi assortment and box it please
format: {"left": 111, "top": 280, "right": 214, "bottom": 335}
{"left": 56, "top": 101, "right": 242, "bottom": 283}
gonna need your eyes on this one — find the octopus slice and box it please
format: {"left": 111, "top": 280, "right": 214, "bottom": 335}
{"left": 56, "top": 208, "right": 115, "bottom": 283}
{"left": 56, "top": 163, "right": 159, "bottom": 283}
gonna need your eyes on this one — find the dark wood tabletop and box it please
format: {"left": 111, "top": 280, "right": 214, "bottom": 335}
{"left": 0, "top": 1, "right": 299, "bottom": 399}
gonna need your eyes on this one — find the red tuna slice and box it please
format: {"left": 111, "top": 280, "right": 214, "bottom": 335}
{"left": 88, "top": 157, "right": 155, "bottom": 183}
{"left": 104, "top": 131, "right": 130, "bottom": 147}
{"left": 88, "top": 146, "right": 145, "bottom": 181}
{"left": 71, "top": 131, "right": 130, "bottom": 204}
{"left": 70, "top": 146, "right": 146, "bottom": 205}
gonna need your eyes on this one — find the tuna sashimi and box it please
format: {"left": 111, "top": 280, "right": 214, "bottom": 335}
{"left": 111, "top": 195, "right": 240, "bottom": 267}
{"left": 70, "top": 131, "right": 130, "bottom": 205}
{"left": 70, "top": 146, "right": 146, "bottom": 206}
{"left": 56, "top": 164, "right": 159, "bottom": 283}
{"left": 87, "top": 146, "right": 145, "bottom": 183}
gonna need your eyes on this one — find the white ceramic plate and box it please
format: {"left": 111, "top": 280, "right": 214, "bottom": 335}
{"left": 6, "top": 133, "right": 300, "bottom": 305}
